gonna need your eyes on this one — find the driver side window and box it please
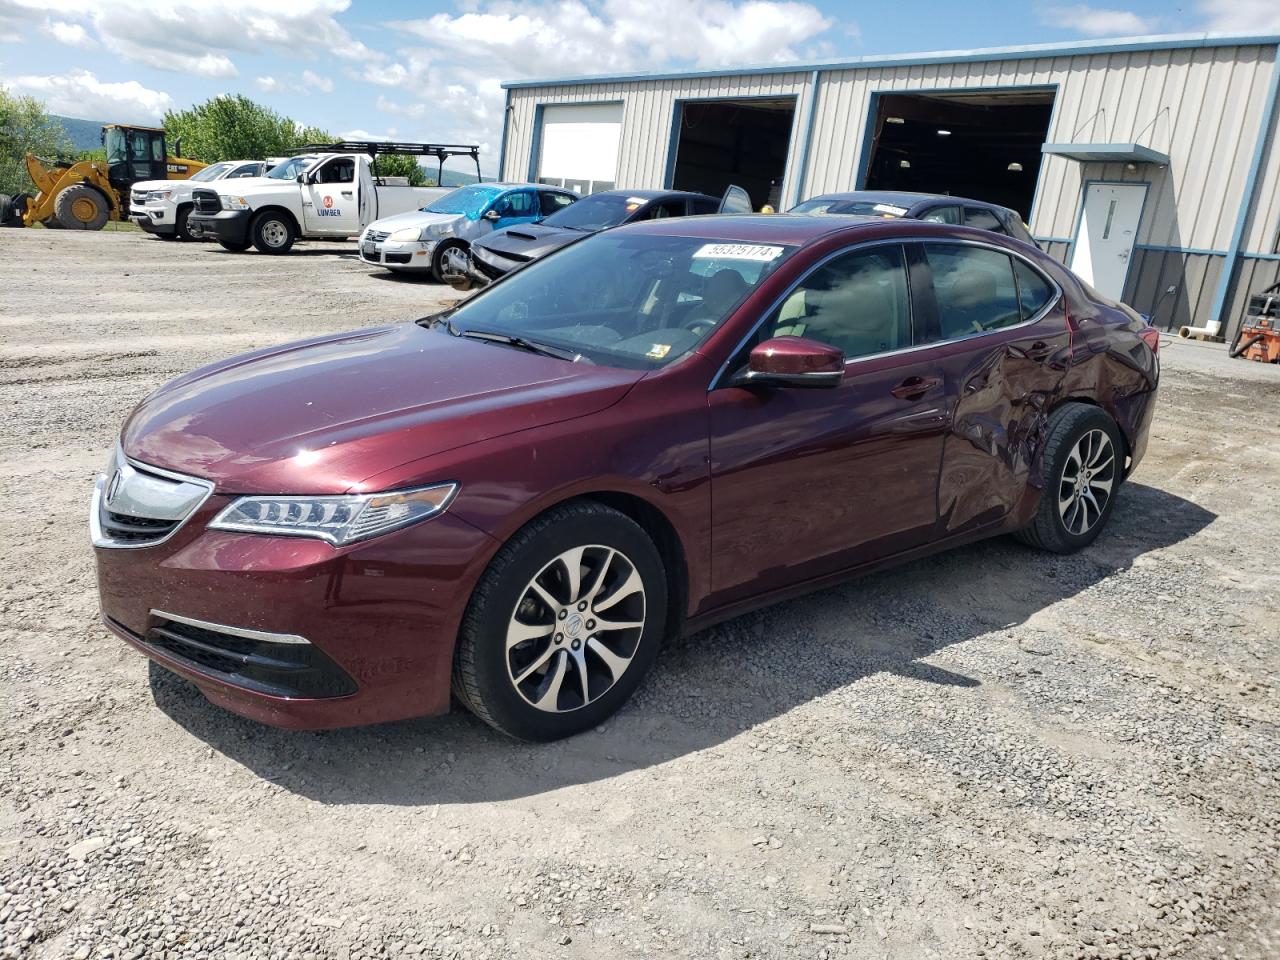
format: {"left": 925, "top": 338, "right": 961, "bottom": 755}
{"left": 764, "top": 245, "right": 912, "bottom": 360}
{"left": 316, "top": 158, "right": 355, "bottom": 184}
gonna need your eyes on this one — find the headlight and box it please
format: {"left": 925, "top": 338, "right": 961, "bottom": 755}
{"left": 146, "top": 190, "right": 173, "bottom": 203}
{"left": 389, "top": 226, "right": 423, "bottom": 242}
{"left": 208, "top": 483, "right": 458, "bottom": 545}
{"left": 220, "top": 195, "right": 251, "bottom": 211}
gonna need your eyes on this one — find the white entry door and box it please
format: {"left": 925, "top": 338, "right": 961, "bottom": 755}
{"left": 1069, "top": 182, "right": 1147, "bottom": 299}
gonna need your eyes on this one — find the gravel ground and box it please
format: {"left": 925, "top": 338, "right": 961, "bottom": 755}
{"left": 1, "top": 229, "right": 1278, "bottom": 960}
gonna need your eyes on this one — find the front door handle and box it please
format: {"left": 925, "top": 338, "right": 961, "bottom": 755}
{"left": 341, "top": 190, "right": 354, "bottom": 198}
{"left": 890, "top": 376, "right": 941, "bottom": 400}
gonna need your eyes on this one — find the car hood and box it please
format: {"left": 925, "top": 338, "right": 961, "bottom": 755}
{"left": 131, "top": 178, "right": 174, "bottom": 193}
{"left": 476, "top": 222, "right": 585, "bottom": 260}
{"left": 121, "top": 323, "right": 643, "bottom": 495}
{"left": 366, "top": 210, "right": 462, "bottom": 233}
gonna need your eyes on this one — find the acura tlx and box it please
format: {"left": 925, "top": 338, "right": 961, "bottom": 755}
{"left": 92, "top": 213, "right": 1159, "bottom": 741}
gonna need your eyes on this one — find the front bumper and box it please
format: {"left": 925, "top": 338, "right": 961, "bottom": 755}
{"left": 130, "top": 207, "right": 175, "bottom": 236}
{"left": 189, "top": 209, "right": 251, "bottom": 246}
{"left": 92, "top": 470, "right": 501, "bottom": 729}
{"left": 470, "top": 246, "right": 522, "bottom": 283}
{"left": 359, "top": 237, "right": 438, "bottom": 270}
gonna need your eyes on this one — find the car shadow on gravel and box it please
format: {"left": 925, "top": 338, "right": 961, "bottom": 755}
{"left": 149, "top": 480, "right": 1214, "bottom": 805}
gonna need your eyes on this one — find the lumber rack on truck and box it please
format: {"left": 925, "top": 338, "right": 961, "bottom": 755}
{"left": 289, "top": 141, "right": 482, "bottom": 187}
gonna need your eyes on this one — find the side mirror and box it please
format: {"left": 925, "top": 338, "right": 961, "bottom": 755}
{"left": 483, "top": 209, "right": 502, "bottom": 222}
{"left": 173, "top": 136, "right": 182, "bottom": 157}
{"left": 735, "top": 336, "right": 844, "bottom": 388}
{"left": 296, "top": 173, "right": 306, "bottom": 183}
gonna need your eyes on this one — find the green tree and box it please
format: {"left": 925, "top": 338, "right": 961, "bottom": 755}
{"left": 162, "top": 95, "right": 321, "bottom": 162}
{"left": 373, "top": 153, "right": 427, "bottom": 187}
{"left": 0, "top": 85, "right": 72, "bottom": 196}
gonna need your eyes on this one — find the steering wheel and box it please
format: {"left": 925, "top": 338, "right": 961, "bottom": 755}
{"left": 684, "top": 316, "right": 717, "bottom": 335}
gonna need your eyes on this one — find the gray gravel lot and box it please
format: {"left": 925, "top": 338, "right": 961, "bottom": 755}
{"left": 1, "top": 229, "right": 1278, "bottom": 960}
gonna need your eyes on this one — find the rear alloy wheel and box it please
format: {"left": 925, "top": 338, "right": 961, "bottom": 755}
{"left": 453, "top": 502, "right": 667, "bottom": 740}
{"left": 251, "top": 211, "right": 296, "bottom": 254}
{"left": 1017, "top": 403, "right": 1123, "bottom": 553}
{"left": 54, "top": 184, "right": 109, "bottom": 230}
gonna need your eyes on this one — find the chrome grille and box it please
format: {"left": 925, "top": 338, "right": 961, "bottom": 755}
{"left": 365, "top": 230, "right": 390, "bottom": 243}
{"left": 91, "top": 446, "right": 213, "bottom": 549}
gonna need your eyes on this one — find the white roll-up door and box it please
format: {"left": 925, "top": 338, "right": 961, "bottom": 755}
{"left": 536, "top": 103, "right": 623, "bottom": 195}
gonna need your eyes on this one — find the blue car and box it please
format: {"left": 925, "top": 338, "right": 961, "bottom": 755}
{"left": 359, "top": 182, "right": 578, "bottom": 281}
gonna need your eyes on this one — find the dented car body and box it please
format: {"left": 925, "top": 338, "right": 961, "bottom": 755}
{"left": 91, "top": 214, "right": 1157, "bottom": 734}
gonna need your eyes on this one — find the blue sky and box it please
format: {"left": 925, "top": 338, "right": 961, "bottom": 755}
{"left": 1, "top": 0, "right": 1275, "bottom": 174}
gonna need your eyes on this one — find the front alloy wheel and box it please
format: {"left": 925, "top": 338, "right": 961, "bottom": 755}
{"left": 506, "top": 545, "right": 646, "bottom": 713}
{"left": 453, "top": 501, "right": 667, "bottom": 740}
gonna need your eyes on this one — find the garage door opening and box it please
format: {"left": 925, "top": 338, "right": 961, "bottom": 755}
{"left": 862, "top": 90, "right": 1055, "bottom": 218}
{"left": 670, "top": 97, "right": 796, "bottom": 211}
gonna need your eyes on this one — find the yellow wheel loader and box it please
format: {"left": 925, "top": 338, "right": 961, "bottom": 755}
{"left": 0, "top": 124, "right": 206, "bottom": 231}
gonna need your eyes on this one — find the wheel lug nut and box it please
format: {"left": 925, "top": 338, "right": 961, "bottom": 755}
{"left": 571, "top": 639, "right": 581, "bottom": 650}
{"left": 578, "top": 601, "right": 588, "bottom": 611}
{"left": 558, "top": 610, "right": 567, "bottom": 620}
{"left": 586, "top": 620, "right": 595, "bottom": 630}
{"left": 555, "top": 634, "right": 563, "bottom": 644}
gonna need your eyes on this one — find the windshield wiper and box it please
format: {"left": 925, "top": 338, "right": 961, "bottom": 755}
{"left": 455, "top": 328, "right": 581, "bottom": 362}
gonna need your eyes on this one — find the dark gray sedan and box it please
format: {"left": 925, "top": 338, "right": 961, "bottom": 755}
{"left": 790, "top": 190, "right": 1035, "bottom": 245}
{"left": 452, "top": 188, "right": 744, "bottom": 290}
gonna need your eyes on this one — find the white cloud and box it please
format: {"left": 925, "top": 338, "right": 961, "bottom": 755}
{"left": 368, "top": 0, "right": 835, "bottom": 174}
{"left": 1038, "top": 5, "right": 1155, "bottom": 37}
{"left": 1, "top": 69, "right": 174, "bottom": 123}
{"left": 255, "top": 70, "right": 336, "bottom": 96}
{"left": 1198, "top": 0, "right": 1280, "bottom": 32}
{"left": 41, "top": 19, "right": 95, "bottom": 48}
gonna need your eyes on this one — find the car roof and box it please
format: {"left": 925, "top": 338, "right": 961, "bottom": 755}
{"left": 587, "top": 188, "right": 718, "bottom": 202}
{"left": 806, "top": 190, "right": 1010, "bottom": 212}
{"left": 619, "top": 213, "right": 867, "bottom": 244}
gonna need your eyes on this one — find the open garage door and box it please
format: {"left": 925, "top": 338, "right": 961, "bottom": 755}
{"left": 536, "top": 103, "right": 623, "bottom": 195}
{"left": 670, "top": 97, "right": 796, "bottom": 212}
{"left": 862, "top": 90, "right": 1055, "bottom": 219}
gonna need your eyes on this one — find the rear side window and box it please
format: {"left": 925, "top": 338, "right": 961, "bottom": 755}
{"left": 540, "top": 191, "right": 574, "bottom": 216}
{"left": 230, "top": 164, "right": 260, "bottom": 178}
{"left": 503, "top": 191, "right": 536, "bottom": 216}
{"left": 764, "top": 245, "right": 912, "bottom": 359}
{"left": 924, "top": 244, "right": 1022, "bottom": 338}
{"left": 919, "top": 205, "right": 961, "bottom": 225}
{"left": 1013, "top": 259, "right": 1055, "bottom": 319}
{"left": 642, "top": 200, "right": 687, "bottom": 220}
{"left": 963, "top": 206, "right": 1006, "bottom": 234}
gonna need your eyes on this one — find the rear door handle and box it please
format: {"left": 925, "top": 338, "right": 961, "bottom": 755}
{"left": 890, "top": 376, "right": 941, "bottom": 400}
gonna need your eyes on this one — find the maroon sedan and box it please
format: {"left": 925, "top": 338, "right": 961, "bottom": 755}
{"left": 92, "top": 215, "right": 1159, "bottom": 740}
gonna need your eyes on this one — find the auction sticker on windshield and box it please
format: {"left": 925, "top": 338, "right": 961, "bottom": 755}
{"left": 692, "top": 243, "right": 784, "bottom": 262}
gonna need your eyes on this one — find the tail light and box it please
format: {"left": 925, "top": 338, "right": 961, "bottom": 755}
{"left": 1139, "top": 326, "right": 1160, "bottom": 354}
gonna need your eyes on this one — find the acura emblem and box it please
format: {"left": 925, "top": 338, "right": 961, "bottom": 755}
{"left": 105, "top": 469, "right": 123, "bottom": 506}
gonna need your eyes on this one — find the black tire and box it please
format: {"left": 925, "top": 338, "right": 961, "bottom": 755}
{"left": 41, "top": 217, "right": 64, "bottom": 230}
{"left": 452, "top": 501, "right": 668, "bottom": 741}
{"left": 174, "top": 205, "right": 196, "bottom": 242}
{"left": 5, "top": 194, "right": 29, "bottom": 227}
{"left": 54, "top": 184, "right": 109, "bottom": 230}
{"left": 250, "top": 210, "right": 296, "bottom": 254}
{"left": 0, "top": 194, "right": 10, "bottom": 224}
{"left": 1016, "top": 403, "right": 1124, "bottom": 554}
{"left": 431, "top": 240, "right": 467, "bottom": 283}
{"left": 218, "top": 239, "right": 252, "bottom": 252}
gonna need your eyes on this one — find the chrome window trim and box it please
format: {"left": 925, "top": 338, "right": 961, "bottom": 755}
{"left": 89, "top": 445, "right": 215, "bottom": 551}
{"left": 150, "top": 609, "right": 312, "bottom": 647}
{"left": 709, "top": 235, "right": 1063, "bottom": 390}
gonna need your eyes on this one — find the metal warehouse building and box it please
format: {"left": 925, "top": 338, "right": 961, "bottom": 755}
{"left": 497, "top": 33, "right": 1280, "bottom": 340}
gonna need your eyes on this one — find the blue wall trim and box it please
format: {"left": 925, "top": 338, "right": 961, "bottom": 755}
{"left": 853, "top": 92, "right": 880, "bottom": 190}
{"left": 1244, "top": 251, "right": 1280, "bottom": 262}
{"left": 502, "top": 32, "right": 1280, "bottom": 89}
{"left": 1034, "top": 236, "right": 1074, "bottom": 245}
{"left": 1208, "top": 43, "right": 1280, "bottom": 329}
{"left": 790, "top": 70, "right": 822, "bottom": 207}
{"left": 1135, "top": 243, "right": 1228, "bottom": 257}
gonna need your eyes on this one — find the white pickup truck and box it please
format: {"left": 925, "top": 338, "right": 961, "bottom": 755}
{"left": 129, "top": 158, "right": 277, "bottom": 240}
{"left": 187, "top": 151, "right": 455, "bottom": 254}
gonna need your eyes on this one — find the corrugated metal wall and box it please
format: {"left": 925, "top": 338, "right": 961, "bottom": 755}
{"left": 503, "top": 39, "right": 1280, "bottom": 333}
{"left": 504, "top": 72, "right": 813, "bottom": 194}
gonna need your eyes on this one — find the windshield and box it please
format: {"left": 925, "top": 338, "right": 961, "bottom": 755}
{"left": 191, "top": 162, "right": 233, "bottom": 182}
{"left": 440, "top": 232, "right": 792, "bottom": 369}
{"left": 541, "top": 193, "right": 649, "bottom": 231}
{"left": 422, "top": 185, "right": 501, "bottom": 219}
{"left": 267, "top": 156, "right": 315, "bottom": 180}
{"left": 103, "top": 128, "right": 127, "bottom": 166}
{"left": 790, "top": 197, "right": 908, "bottom": 218}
